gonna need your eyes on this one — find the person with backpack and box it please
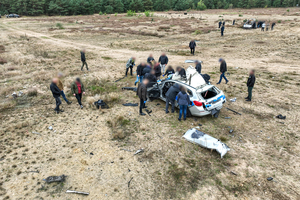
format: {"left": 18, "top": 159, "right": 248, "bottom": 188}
{"left": 71, "top": 78, "right": 85, "bottom": 109}
{"left": 177, "top": 87, "right": 190, "bottom": 121}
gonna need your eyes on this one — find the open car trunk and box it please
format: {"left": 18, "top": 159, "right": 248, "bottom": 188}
{"left": 197, "top": 85, "right": 225, "bottom": 112}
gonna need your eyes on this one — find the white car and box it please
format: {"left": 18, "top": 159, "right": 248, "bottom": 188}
{"left": 147, "top": 66, "right": 226, "bottom": 117}
{"left": 243, "top": 19, "right": 257, "bottom": 29}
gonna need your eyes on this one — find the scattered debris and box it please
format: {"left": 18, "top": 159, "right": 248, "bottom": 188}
{"left": 156, "top": 103, "right": 160, "bottom": 106}
{"left": 145, "top": 109, "right": 152, "bottom": 116}
{"left": 184, "top": 60, "right": 203, "bottom": 63}
{"left": 66, "top": 190, "right": 89, "bottom": 195}
{"left": 128, "top": 177, "right": 133, "bottom": 188}
{"left": 0, "top": 158, "right": 5, "bottom": 161}
{"left": 229, "top": 129, "right": 233, "bottom": 133}
{"left": 157, "top": 134, "right": 162, "bottom": 139}
{"left": 122, "top": 87, "right": 137, "bottom": 92}
{"left": 120, "top": 149, "right": 132, "bottom": 152}
{"left": 182, "top": 128, "right": 230, "bottom": 158}
{"left": 211, "top": 109, "right": 220, "bottom": 118}
{"left": 122, "top": 103, "right": 138, "bottom": 107}
{"left": 226, "top": 107, "right": 242, "bottom": 115}
{"left": 276, "top": 114, "right": 286, "bottom": 120}
{"left": 83, "top": 149, "right": 88, "bottom": 154}
{"left": 230, "top": 171, "right": 237, "bottom": 176}
{"left": 277, "top": 121, "right": 284, "bottom": 124}
{"left": 48, "top": 126, "right": 53, "bottom": 130}
{"left": 230, "top": 97, "right": 236, "bottom": 102}
{"left": 198, "top": 124, "right": 202, "bottom": 126}
{"left": 18, "top": 91, "right": 23, "bottom": 97}
{"left": 267, "top": 177, "right": 273, "bottom": 181}
{"left": 115, "top": 76, "right": 126, "bottom": 82}
{"left": 44, "top": 175, "right": 66, "bottom": 183}
{"left": 94, "top": 100, "right": 109, "bottom": 109}
{"left": 12, "top": 92, "right": 17, "bottom": 98}
{"left": 90, "top": 152, "right": 94, "bottom": 155}
{"left": 28, "top": 170, "right": 39, "bottom": 173}
{"left": 225, "top": 117, "right": 231, "bottom": 119}
{"left": 32, "top": 131, "right": 40, "bottom": 135}
{"left": 134, "top": 148, "right": 144, "bottom": 155}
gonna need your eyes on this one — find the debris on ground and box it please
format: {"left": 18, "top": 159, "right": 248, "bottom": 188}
{"left": 115, "top": 76, "right": 126, "bottom": 82}
{"left": 134, "top": 148, "right": 144, "bottom": 155}
{"left": 184, "top": 60, "right": 203, "bottom": 63}
{"left": 48, "top": 126, "right": 53, "bottom": 130}
{"left": 122, "top": 87, "right": 137, "bottom": 92}
{"left": 230, "top": 171, "right": 238, "bottom": 176}
{"left": 94, "top": 99, "right": 109, "bottom": 109}
{"left": 122, "top": 103, "right": 138, "bottom": 107}
{"left": 229, "top": 129, "right": 233, "bottom": 133}
{"left": 276, "top": 114, "right": 286, "bottom": 120}
{"left": 120, "top": 149, "right": 133, "bottom": 152}
{"left": 211, "top": 109, "right": 220, "bottom": 118}
{"left": 44, "top": 175, "right": 66, "bottom": 183}
{"left": 230, "top": 97, "right": 236, "bottom": 102}
{"left": 225, "top": 117, "right": 231, "bottom": 119}
{"left": 12, "top": 92, "right": 17, "bottom": 98}
{"left": 18, "top": 91, "right": 23, "bottom": 97}
{"left": 267, "top": 177, "right": 273, "bottom": 181}
{"left": 128, "top": 177, "right": 133, "bottom": 188}
{"left": 66, "top": 190, "right": 89, "bottom": 195}
{"left": 145, "top": 109, "right": 152, "bottom": 116}
{"left": 226, "top": 107, "right": 242, "bottom": 115}
{"left": 182, "top": 128, "right": 230, "bottom": 158}
{"left": 32, "top": 131, "right": 40, "bottom": 135}
{"left": 28, "top": 170, "right": 39, "bottom": 173}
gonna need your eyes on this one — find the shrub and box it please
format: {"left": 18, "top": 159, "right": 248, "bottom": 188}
{"left": 197, "top": 0, "right": 207, "bottom": 10}
{"left": 239, "top": 14, "right": 243, "bottom": 17}
{"left": 28, "top": 88, "right": 37, "bottom": 97}
{"left": 99, "top": 11, "right": 103, "bottom": 15}
{"left": 277, "top": 20, "right": 281, "bottom": 23}
{"left": 194, "top": 30, "right": 202, "bottom": 35}
{"left": 115, "top": 13, "right": 118, "bottom": 16}
{"left": 229, "top": 3, "right": 233, "bottom": 9}
{"left": 144, "top": 10, "right": 150, "bottom": 17}
{"left": 56, "top": 23, "right": 64, "bottom": 29}
{"left": 287, "top": 9, "right": 289, "bottom": 12}
{"left": 127, "top": 10, "right": 136, "bottom": 16}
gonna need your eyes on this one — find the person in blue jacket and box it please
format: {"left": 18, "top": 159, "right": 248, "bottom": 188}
{"left": 177, "top": 87, "right": 190, "bottom": 121}
{"left": 221, "top": 25, "right": 225, "bottom": 36}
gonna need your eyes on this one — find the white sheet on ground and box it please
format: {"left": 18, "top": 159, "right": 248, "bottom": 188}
{"left": 183, "top": 128, "right": 230, "bottom": 158}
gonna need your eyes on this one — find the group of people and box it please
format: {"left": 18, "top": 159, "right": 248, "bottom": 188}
{"left": 50, "top": 74, "right": 86, "bottom": 113}
{"left": 261, "top": 22, "right": 276, "bottom": 31}
{"left": 218, "top": 20, "right": 226, "bottom": 36}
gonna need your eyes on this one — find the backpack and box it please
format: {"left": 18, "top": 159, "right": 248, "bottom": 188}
{"left": 94, "top": 99, "right": 109, "bottom": 109}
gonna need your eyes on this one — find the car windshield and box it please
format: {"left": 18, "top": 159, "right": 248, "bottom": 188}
{"left": 197, "top": 86, "right": 219, "bottom": 100}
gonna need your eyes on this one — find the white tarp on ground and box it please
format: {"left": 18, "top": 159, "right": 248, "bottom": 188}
{"left": 183, "top": 128, "right": 230, "bottom": 158}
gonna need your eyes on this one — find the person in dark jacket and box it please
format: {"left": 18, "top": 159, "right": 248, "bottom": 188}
{"left": 221, "top": 25, "right": 225, "bottom": 36}
{"left": 135, "top": 62, "right": 146, "bottom": 86}
{"left": 189, "top": 40, "right": 196, "bottom": 55}
{"left": 163, "top": 66, "right": 175, "bottom": 77}
{"left": 232, "top": 19, "right": 235, "bottom": 25}
{"left": 125, "top": 57, "right": 136, "bottom": 76}
{"left": 195, "top": 61, "right": 202, "bottom": 74}
{"left": 223, "top": 21, "right": 225, "bottom": 26}
{"left": 145, "top": 70, "right": 157, "bottom": 87}
{"left": 57, "top": 73, "right": 72, "bottom": 105}
{"left": 246, "top": 70, "right": 256, "bottom": 102}
{"left": 177, "top": 87, "right": 190, "bottom": 121}
{"left": 71, "top": 78, "right": 85, "bottom": 109}
{"left": 271, "top": 22, "right": 276, "bottom": 30}
{"left": 136, "top": 78, "right": 149, "bottom": 115}
{"left": 176, "top": 67, "right": 186, "bottom": 78}
{"left": 50, "top": 78, "right": 63, "bottom": 113}
{"left": 218, "top": 21, "right": 222, "bottom": 28}
{"left": 81, "top": 49, "right": 89, "bottom": 71}
{"left": 217, "top": 58, "right": 228, "bottom": 84}
{"left": 158, "top": 53, "right": 168, "bottom": 74}
{"left": 154, "top": 63, "right": 162, "bottom": 80}
{"left": 147, "top": 54, "right": 154, "bottom": 65}
{"left": 165, "top": 84, "right": 180, "bottom": 113}
{"left": 142, "top": 64, "right": 151, "bottom": 77}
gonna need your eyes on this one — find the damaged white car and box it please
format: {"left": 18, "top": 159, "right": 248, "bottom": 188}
{"left": 147, "top": 66, "right": 226, "bottom": 117}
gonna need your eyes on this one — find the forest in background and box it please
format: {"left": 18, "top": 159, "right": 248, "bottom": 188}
{"left": 0, "top": 0, "right": 299, "bottom": 16}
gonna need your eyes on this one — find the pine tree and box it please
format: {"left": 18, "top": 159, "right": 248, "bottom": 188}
{"left": 114, "top": 0, "right": 124, "bottom": 12}
{"left": 173, "top": 0, "right": 188, "bottom": 10}
{"left": 143, "top": 0, "right": 153, "bottom": 10}
{"left": 129, "top": 0, "right": 143, "bottom": 11}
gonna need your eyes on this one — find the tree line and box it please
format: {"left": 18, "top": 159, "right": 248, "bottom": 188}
{"left": 0, "top": 0, "right": 297, "bottom": 16}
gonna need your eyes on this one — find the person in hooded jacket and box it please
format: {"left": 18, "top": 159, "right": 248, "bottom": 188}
{"left": 189, "top": 40, "right": 196, "bottom": 55}
{"left": 177, "top": 87, "right": 190, "bottom": 121}
{"left": 142, "top": 64, "right": 151, "bottom": 77}
{"left": 165, "top": 84, "right": 180, "bottom": 113}
{"left": 163, "top": 66, "right": 175, "bottom": 77}
{"left": 134, "top": 62, "right": 146, "bottom": 86}
{"left": 158, "top": 53, "right": 168, "bottom": 74}
{"left": 144, "top": 70, "right": 157, "bottom": 88}
{"left": 246, "top": 70, "right": 256, "bottom": 102}
{"left": 71, "top": 78, "right": 85, "bottom": 109}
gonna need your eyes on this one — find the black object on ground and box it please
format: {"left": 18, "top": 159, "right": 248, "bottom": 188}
{"left": 145, "top": 109, "right": 152, "bottom": 116}
{"left": 198, "top": 124, "right": 202, "bottom": 126}
{"left": 226, "top": 107, "right": 242, "bottom": 115}
{"left": 122, "top": 103, "right": 138, "bottom": 107}
{"left": 122, "top": 87, "right": 137, "bottom": 92}
{"left": 128, "top": 177, "right": 133, "bottom": 188}
{"left": 44, "top": 175, "right": 66, "bottom": 183}
{"left": 276, "top": 114, "right": 286, "bottom": 120}
{"left": 29, "top": 170, "right": 39, "bottom": 173}
{"left": 229, "top": 129, "right": 233, "bottom": 133}
{"left": 156, "top": 103, "right": 160, "bottom": 106}
{"left": 211, "top": 109, "right": 220, "bottom": 118}
{"left": 267, "top": 177, "right": 273, "bottom": 181}
{"left": 94, "top": 99, "right": 109, "bottom": 109}
{"left": 115, "top": 76, "right": 126, "bottom": 82}
{"left": 90, "top": 152, "right": 94, "bottom": 155}
{"left": 230, "top": 171, "right": 237, "bottom": 176}
{"left": 277, "top": 121, "right": 284, "bottom": 124}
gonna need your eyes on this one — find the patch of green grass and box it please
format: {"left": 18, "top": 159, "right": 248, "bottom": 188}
{"left": 102, "top": 56, "right": 112, "bottom": 60}
{"left": 56, "top": 23, "right": 64, "bottom": 29}
{"left": 41, "top": 36, "right": 49, "bottom": 39}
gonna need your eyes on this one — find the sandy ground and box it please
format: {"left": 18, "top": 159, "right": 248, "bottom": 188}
{"left": 0, "top": 7, "right": 300, "bottom": 200}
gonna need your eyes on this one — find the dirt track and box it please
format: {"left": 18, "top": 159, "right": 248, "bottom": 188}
{"left": 0, "top": 8, "right": 300, "bottom": 200}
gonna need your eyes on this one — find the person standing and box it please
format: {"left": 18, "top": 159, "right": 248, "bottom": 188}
{"left": 218, "top": 21, "right": 222, "bottom": 28}
{"left": 195, "top": 61, "right": 202, "bottom": 74}
{"left": 223, "top": 21, "right": 225, "bottom": 26}
{"left": 177, "top": 87, "right": 190, "bottom": 121}
{"left": 136, "top": 78, "right": 149, "bottom": 116}
{"left": 271, "top": 22, "right": 276, "bottom": 30}
{"left": 125, "top": 57, "right": 136, "bottom": 77}
{"left": 57, "top": 73, "right": 72, "bottom": 105}
{"left": 266, "top": 24, "right": 269, "bottom": 31}
{"left": 165, "top": 84, "right": 180, "bottom": 113}
{"left": 144, "top": 70, "right": 157, "bottom": 87}
{"left": 232, "top": 19, "right": 235, "bottom": 25}
{"left": 154, "top": 63, "right": 162, "bottom": 80}
{"left": 71, "top": 78, "right": 85, "bottom": 109}
{"left": 81, "top": 49, "right": 89, "bottom": 71}
{"left": 217, "top": 58, "right": 228, "bottom": 84}
{"left": 261, "top": 23, "right": 265, "bottom": 31}
{"left": 221, "top": 25, "right": 225, "bottom": 36}
{"left": 135, "top": 62, "right": 146, "bottom": 86}
{"left": 246, "top": 70, "right": 256, "bottom": 102}
{"left": 158, "top": 53, "right": 168, "bottom": 74}
{"left": 147, "top": 54, "right": 154, "bottom": 65}
{"left": 189, "top": 40, "right": 196, "bottom": 55}
{"left": 50, "top": 78, "right": 63, "bottom": 114}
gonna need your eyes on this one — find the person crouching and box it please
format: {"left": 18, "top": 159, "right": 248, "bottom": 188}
{"left": 71, "top": 78, "right": 85, "bottom": 109}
